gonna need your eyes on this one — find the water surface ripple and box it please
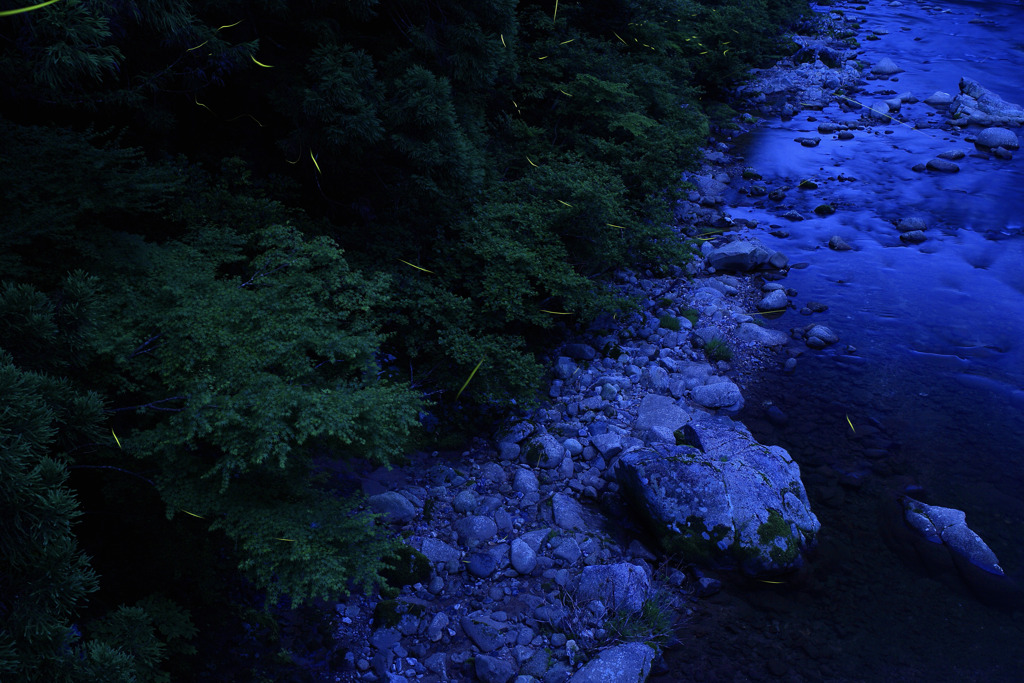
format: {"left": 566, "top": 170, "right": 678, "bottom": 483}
{"left": 667, "top": 1, "right": 1024, "bottom": 681}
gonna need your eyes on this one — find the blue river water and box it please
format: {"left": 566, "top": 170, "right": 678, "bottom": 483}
{"left": 663, "top": 1, "right": 1024, "bottom": 681}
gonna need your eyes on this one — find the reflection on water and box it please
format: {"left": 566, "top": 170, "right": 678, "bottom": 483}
{"left": 669, "top": 0, "right": 1024, "bottom": 680}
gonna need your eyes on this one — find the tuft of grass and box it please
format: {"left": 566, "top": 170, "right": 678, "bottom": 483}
{"left": 704, "top": 337, "right": 733, "bottom": 362}
{"left": 605, "top": 589, "right": 678, "bottom": 650}
{"left": 658, "top": 315, "right": 681, "bottom": 332}
{"left": 678, "top": 307, "right": 699, "bottom": 325}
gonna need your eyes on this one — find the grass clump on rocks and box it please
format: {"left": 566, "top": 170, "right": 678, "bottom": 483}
{"left": 704, "top": 337, "right": 734, "bottom": 362}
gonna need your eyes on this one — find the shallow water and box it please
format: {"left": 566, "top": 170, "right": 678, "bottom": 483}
{"left": 664, "top": 1, "right": 1024, "bottom": 680}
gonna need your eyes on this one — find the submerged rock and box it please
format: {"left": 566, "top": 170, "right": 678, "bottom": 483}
{"left": 900, "top": 497, "right": 1003, "bottom": 576}
{"left": 926, "top": 158, "right": 960, "bottom": 173}
{"left": 883, "top": 495, "right": 1022, "bottom": 608}
{"left": 616, "top": 415, "right": 819, "bottom": 576}
{"left": 828, "top": 235, "right": 853, "bottom": 251}
{"left": 900, "top": 230, "right": 927, "bottom": 244}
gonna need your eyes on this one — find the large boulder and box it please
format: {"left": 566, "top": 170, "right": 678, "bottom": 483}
{"left": 616, "top": 414, "right": 819, "bottom": 576}
{"left": 705, "top": 239, "right": 788, "bottom": 272}
{"left": 949, "top": 77, "right": 1024, "bottom": 127}
{"left": 975, "top": 127, "right": 1020, "bottom": 151}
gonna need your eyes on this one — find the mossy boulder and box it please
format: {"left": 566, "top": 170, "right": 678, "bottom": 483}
{"left": 616, "top": 414, "right": 819, "bottom": 576}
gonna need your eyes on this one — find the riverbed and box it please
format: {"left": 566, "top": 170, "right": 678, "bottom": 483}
{"left": 662, "top": 1, "right": 1024, "bottom": 681}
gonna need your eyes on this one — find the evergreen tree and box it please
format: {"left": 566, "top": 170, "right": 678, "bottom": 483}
{"left": 94, "top": 221, "right": 422, "bottom": 603}
{"left": 0, "top": 278, "right": 189, "bottom": 683}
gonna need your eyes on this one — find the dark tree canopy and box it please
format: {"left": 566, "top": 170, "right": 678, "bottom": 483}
{"left": 0, "top": 0, "right": 808, "bottom": 678}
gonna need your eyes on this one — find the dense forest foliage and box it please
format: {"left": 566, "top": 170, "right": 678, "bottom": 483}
{"left": 0, "top": 0, "right": 808, "bottom": 679}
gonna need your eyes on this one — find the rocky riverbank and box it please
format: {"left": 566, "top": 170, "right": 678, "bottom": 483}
{"left": 326, "top": 11, "right": 851, "bottom": 683}
{"left": 333, "top": 233, "right": 828, "bottom": 681}
{"left": 328, "top": 3, "right": 1024, "bottom": 682}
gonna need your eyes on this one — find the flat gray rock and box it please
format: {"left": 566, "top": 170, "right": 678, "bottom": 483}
{"left": 563, "top": 343, "right": 597, "bottom": 360}
{"left": 475, "top": 654, "right": 516, "bottom": 683}
{"left": 576, "top": 563, "right": 650, "bottom": 613}
{"left": 416, "top": 537, "right": 461, "bottom": 565}
{"left": 453, "top": 515, "right": 497, "bottom": 548}
{"left": 924, "top": 90, "right": 953, "bottom": 106}
{"left": 590, "top": 432, "right": 623, "bottom": 458}
{"left": 510, "top": 538, "right": 537, "bottom": 574}
{"left": 569, "top": 643, "right": 655, "bottom": 683}
{"left": 461, "top": 614, "right": 505, "bottom": 653}
{"left": 758, "top": 289, "right": 788, "bottom": 311}
{"left": 634, "top": 394, "right": 690, "bottom": 433}
{"left": 735, "top": 323, "right": 790, "bottom": 347}
{"left": 552, "top": 493, "right": 586, "bottom": 531}
{"left": 897, "top": 217, "right": 927, "bottom": 232}
{"left": 828, "top": 235, "right": 852, "bottom": 251}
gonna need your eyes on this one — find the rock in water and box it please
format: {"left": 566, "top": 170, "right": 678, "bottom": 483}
{"left": 924, "top": 91, "right": 953, "bottom": 106}
{"left": 975, "top": 127, "right": 1020, "bottom": 151}
{"left": 871, "top": 57, "right": 903, "bottom": 76}
{"left": 949, "top": 77, "right": 1024, "bottom": 127}
{"left": 926, "top": 158, "right": 960, "bottom": 173}
{"left": 883, "top": 496, "right": 1023, "bottom": 608}
{"left": 758, "top": 289, "right": 788, "bottom": 311}
{"left": 828, "top": 235, "right": 852, "bottom": 251}
{"left": 616, "top": 415, "right": 819, "bottom": 576}
{"left": 901, "top": 497, "right": 1003, "bottom": 576}
{"left": 897, "top": 217, "right": 927, "bottom": 232}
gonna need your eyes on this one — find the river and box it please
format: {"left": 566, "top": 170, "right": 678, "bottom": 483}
{"left": 661, "top": 1, "right": 1024, "bottom": 681}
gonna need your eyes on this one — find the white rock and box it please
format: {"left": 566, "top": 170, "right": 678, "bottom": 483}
{"left": 924, "top": 90, "right": 953, "bottom": 106}
{"left": 871, "top": 57, "right": 903, "bottom": 76}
